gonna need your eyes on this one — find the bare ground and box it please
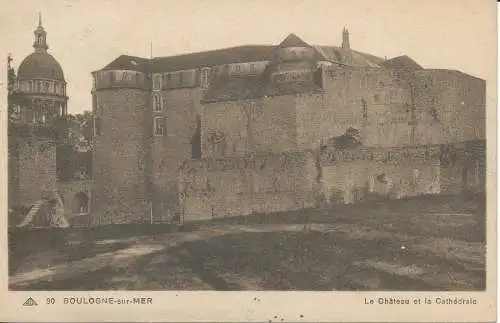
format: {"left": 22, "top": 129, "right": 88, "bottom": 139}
{"left": 9, "top": 194, "right": 486, "bottom": 291}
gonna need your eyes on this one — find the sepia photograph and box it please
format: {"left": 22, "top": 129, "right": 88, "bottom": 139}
{"left": 0, "top": 0, "right": 497, "bottom": 321}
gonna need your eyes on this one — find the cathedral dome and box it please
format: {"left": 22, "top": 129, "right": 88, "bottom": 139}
{"left": 17, "top": 51, "right": 65, "bottom": 81}
{"left": 17, "top": 14, "right": 65, "bottom": 82}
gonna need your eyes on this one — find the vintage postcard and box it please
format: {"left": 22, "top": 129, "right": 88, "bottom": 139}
{"left": 0, "top": 0, "right": 497, "bottom": 321}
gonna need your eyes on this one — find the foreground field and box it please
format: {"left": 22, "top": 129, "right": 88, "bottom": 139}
{"left": 9, "top": 194, "right": 486, "bottom": 291}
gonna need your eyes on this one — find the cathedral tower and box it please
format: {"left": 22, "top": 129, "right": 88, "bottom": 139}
{"left": 8, "top": 14, "right": 68, "bottom": 210}
{"left": 342, "top": 27, "right": 350, "bottom": 49}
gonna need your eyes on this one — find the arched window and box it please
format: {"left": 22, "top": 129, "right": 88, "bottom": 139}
{"left": 73, "top": 192, "right": 89, "bottom": 214}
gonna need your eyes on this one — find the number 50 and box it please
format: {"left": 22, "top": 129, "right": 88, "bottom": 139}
{"left": 47, "top": 297, "right": 55, "bottom": 304}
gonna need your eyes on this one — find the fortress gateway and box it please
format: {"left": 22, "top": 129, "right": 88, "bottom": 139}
{"left": 91, "top": 30, "right": 486, "bottom": 225}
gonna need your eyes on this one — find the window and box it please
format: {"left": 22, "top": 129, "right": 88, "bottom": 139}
{"left": 154, "top": 117, "right": 166, "bottom": 136}
{"left": 94, "top": 117, "right": 101, "bottom": 136}
{"left": 412, "top": 169, "right": 420, "bottom": 186}
{"left": 250, "top": 64, "right": 256, "bottom": 74}
{"left": 92, "top": 95, "right": 98, "bottom": 114}
{"left": 44, "top": 82, "right": 49, "bottom": 92}
{"left": 191, "top": 115, "right": 202, "bottom": 159}
{"left": 373, "top": 94, "right": 380, "bottom": 103}
{"left": 29, "top": 81, "right": 33, "bottom": 92}
{"left": 153, "top": 74, "right": 162, "bottom": 90}
{"left": 37, "top": 81, "right": 42, "bottom": 92}
{"left": 234, "top": 65, "right": 241, "bottom": 73}
{"left": 152, "top": 94, "right": 162, "bottom": 111}
{"left": 200, "top": 68, "right": 210, "bottom": 88}
{"left": 361, "top": 99, "right": 368, "bottom": 120}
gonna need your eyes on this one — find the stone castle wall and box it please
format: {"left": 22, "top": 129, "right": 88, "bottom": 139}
{"left": 151, "top": 87, "right": 202, "bottom": 222}
{"left": 9, "top": 138, "right": 57, "bottom": 208}
{"left": 178, "top": 152, "right": 316, "bottom": 221}
{"left": 201, "top": 65, "right": 486, "bottom": 160}
{"left": 202, "top": 96, "right": 298, "bottom": 159}
{"left": 439, "top": 140, "right": 486, "bottom": 194}
{"left": 413, "top": 70, "right": 486, "bottom": 144}
{"left": 316, "top": 146, "right": 441, "bottom": 205}
{"left": 297, "top": 67, "right": 443, "bottom": 151}
{"left": 178, "top": 142, "right": 485, "bottom": 222}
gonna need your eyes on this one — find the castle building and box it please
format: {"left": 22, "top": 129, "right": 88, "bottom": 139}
{"left": 92, "top": 30, "right": 486, "bottom": 225}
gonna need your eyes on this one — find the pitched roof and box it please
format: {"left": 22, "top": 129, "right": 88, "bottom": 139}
{"left": 101, "top": 46, "right": 275, "bottom": 73}
{"left": 99, "top": 33, "right": 387, "bottom": 73}
{"left": 151, "top": 45, "right": 275, "bottom": 72}
{"left": 314, "top": 46, "right": 385, "bottom": 67}
{"left": 380, "top": 55, "right": 423, "bottom": 70}
{"left": 101, "top": 55, "right": 148, "bottom": 72}
{"left": 277, "top": 33, "right": 311, "bottom": 48}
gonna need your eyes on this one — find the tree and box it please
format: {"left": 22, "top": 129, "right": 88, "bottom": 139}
{"left": 57, "top": 111, "right": 93, "bottom": 181}
{"left": 67, "top": 111, "right": 93, "bottom": 144}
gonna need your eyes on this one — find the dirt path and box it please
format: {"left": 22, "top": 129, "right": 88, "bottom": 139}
{"left": 9, "top": 222, "right": 485, "bottom": 290}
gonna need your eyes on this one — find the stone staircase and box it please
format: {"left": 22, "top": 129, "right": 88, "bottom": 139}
{"left": 17, "top": 200, "right": 44, "bottom": 227}
{"left": 16, "top": 191, "right": 70, "bottom": 228}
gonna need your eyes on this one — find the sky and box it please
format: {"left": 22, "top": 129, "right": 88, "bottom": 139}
{"left": 0, "top": 0, "right": 496, "bottom": 114}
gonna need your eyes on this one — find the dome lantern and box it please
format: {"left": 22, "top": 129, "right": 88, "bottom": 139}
{"left": 33, "top": 13, "right": 48, "bottom": 53}
{"left": 18, "top": 15, "right": 65, "bottom": 82}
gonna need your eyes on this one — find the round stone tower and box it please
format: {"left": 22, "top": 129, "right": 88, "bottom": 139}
{"left": 91, "top": 67, "right": 152, "bottom": 225}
